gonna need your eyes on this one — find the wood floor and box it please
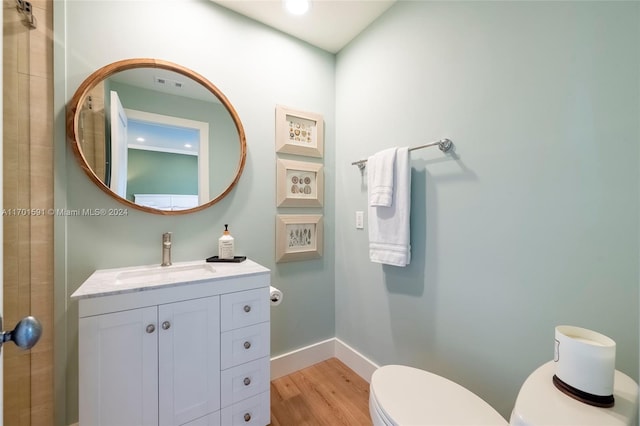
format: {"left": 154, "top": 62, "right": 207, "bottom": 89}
{"left": 270, "top": 358, "right": 372, "bottom": 426}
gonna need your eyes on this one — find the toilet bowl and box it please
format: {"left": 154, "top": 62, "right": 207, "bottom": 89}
{"left": 369, "top": 362, "right": 639, "bottom": 426}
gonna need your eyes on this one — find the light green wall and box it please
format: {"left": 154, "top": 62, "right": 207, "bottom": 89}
{"left": 126, "top": 149, "right": 198, "bottom": 200}
{"left": 55, "top": 1, "right": 335, "bottom": 424}
{"left": 335, "top": 0, "right": 639, "bottom": 418}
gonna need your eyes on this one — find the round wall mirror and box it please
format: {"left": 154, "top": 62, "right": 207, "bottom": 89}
{"left": 66, "top": 58, "right": 247, "bottom": 214}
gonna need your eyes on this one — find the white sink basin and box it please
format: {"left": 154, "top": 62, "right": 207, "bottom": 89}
{"left": 115, "top": 263, "right": 216, "bottom": 286}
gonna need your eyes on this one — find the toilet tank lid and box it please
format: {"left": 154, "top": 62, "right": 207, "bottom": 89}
{"left": 371, "top": 365, "right": 508, "bottom": 426}
{"left": 510, "top": 361, "right": 639, "bottom": 426}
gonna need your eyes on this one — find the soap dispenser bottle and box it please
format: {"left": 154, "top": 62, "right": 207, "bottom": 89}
{"left": 218, "top": 224, "right": 235, "bottom": 260}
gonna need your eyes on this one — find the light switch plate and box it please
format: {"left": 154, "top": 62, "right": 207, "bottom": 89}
{"left": 355, "top": 211, "right": 364, "bottom": 229}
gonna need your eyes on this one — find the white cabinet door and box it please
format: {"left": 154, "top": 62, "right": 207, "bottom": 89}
{"left": 79, "top": 306, "right": 158, "bottom": 426}
{"left": 158, "top": 296, "right": 221, "bottom": 426}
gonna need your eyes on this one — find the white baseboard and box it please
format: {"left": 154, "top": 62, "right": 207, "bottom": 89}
{"left": 270, "top": 337, "right": 379, "bottom": 383}
{"left": 333, "top": 338, "right": 379, "bottom": 383}
{"left": 270, "top": 338, "right": 335, "bottom": 380}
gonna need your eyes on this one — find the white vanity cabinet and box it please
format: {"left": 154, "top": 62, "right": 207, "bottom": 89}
{"left": 72, "top": 260, "right": 271, "bottom": 426}
{"left": 79, "top": 297, "right": 220, "bottom": 426}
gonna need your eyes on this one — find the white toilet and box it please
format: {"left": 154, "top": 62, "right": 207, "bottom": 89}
{"left": 369, "top": 361, "right": 639, "bottom": 426}
{"left": 369, "top": 364, "right": 508, "bottom": 426}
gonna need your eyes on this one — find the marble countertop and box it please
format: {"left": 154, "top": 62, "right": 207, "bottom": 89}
{"left": 71, "top": 259, "right": 270, "bottom": 300}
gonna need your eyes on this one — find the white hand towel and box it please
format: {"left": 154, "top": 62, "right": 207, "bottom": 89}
{"left": 368, "top": 147, "right": 411, "bottom": 267}
{"left": 367, "top": 147, "right": 397, "bottom": 207}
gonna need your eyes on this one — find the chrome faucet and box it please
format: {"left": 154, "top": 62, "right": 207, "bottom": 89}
{"left": 161, "top": 232, "right": 172, "bottom": 266}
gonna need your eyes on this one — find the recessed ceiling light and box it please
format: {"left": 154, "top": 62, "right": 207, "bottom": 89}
{"left": 283, "top": 0, "right": 310, "bottom": 15}
{"left": 136, "top": 137, "right": 145, "bottom": 142}
{"left": 184, "top": 143, "right": 192, "bottom": 148}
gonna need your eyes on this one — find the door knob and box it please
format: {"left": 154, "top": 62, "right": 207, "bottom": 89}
{"left": 0, "top": 315, "right": 42, "bottom": 353}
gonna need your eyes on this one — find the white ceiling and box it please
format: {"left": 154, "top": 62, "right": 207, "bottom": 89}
{"left": 209, "top": 0, "right": 397, "bottom": 53}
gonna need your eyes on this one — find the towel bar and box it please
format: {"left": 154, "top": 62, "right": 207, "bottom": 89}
{"left": 351, "top": 138, "right": 454, "bottom": 170}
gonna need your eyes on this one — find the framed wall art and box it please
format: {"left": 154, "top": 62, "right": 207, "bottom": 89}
{"left": 275, "top": 105, "right": 324, "bottom": 158}
{"left": 276, "top": 158, "right": 324, "bottom": 208}
{"left": 276, "top": 214, "right": 323, "bottom": 263}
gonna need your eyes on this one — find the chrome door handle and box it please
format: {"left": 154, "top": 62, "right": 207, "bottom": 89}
{"left": 0, "top": 315, "right": 42, "bottom": 353}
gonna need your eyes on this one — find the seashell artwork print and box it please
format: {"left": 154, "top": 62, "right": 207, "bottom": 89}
{"left": 287, "top": 115, "right": 316, "bottom": 147}
{"left": 286, "top": 169, "right": 316, "bottom": 198}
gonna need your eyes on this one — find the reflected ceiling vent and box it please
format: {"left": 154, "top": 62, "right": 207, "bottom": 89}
{"left": 154, "top": 76, "right": 184, "bottom": 89}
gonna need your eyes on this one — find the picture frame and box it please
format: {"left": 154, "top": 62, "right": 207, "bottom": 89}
{"left": 275, "top": 105, "right": 324, "bottom": 158}
{"left": 276, "top": 214, "right": 323, "bottom": 263}
{"left": 276, "top": 158, "right": 324, "bottom": 207}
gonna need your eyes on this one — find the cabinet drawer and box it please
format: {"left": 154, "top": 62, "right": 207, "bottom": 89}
{"left": 220, "top": 391, "right": 270, "bottom": 426}
{"left": 180, "top": 411, "right": 221, "bottom": 426}
{"left": 221, "top": 287, "right": 269, "bottom": 332}
{"left": 221, "top": 357, "right": 270, "bottom": 408}
{"left": 221, "top": 322, "right": 270, "bottom": 369}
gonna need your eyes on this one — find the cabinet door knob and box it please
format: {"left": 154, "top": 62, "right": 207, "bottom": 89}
{"left": 146, "top": 324, "right": 155, "bottom": 334}
{"left": 162, "top": 321, "right": 171, "bottom": 330}
{"left": 243, "top": 341, "right": 251, "bottom": 349}
{"left": 243, "top": 412, "right": 251, "bottom": 422}
{"left": 243, "top": 377, "right": 251, "bottom": 386}
{"left": 243, "top": 304, "right": 251, "bottom": 313}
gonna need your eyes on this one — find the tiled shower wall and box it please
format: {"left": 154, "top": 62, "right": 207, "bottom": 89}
{"left": 3, "top": 0, "right": 54, "bottom": 424}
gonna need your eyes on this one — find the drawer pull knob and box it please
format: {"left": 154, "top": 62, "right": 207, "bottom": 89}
{"left": 162, "top": 321, "right": 171, "bottom": 330}
{"left": 146, "top": 324, "right": 155, "bottom": 334}
{"left": 243, "top": 377, "right": 251, "bottom": 386}
{"left": 243, "top": 341, "right": 251, "bottom": 349}
{"left": 243, "top": 304, "right": 251, "bottom": 313}
{"left": 244, "top": 413, "right": 251, "bottom": 422}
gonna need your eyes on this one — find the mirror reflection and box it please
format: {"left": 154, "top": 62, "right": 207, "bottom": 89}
{"left": 69, "top": 59, "right": 246, "bottom": 214}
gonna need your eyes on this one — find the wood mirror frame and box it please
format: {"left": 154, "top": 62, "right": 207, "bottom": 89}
{"left": 66, "top": 58, "right": 247, "bottom": 215}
